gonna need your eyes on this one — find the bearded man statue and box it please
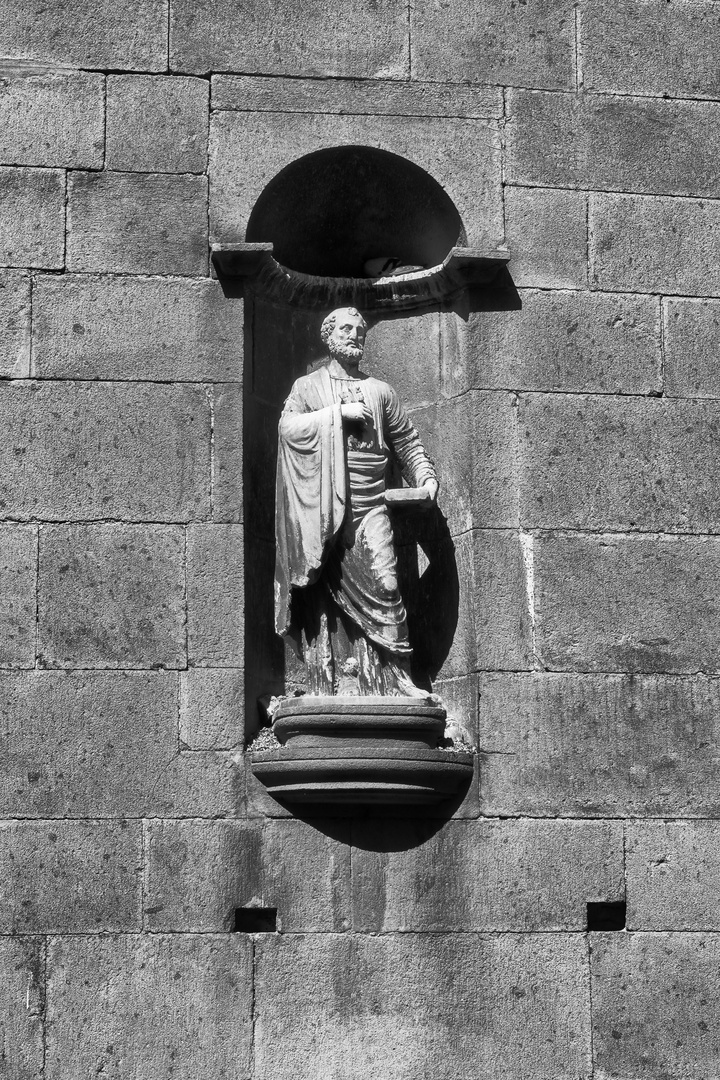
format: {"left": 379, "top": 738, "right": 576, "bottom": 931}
{"left": 274, "top": 306, "right": 439, "bottom": 697}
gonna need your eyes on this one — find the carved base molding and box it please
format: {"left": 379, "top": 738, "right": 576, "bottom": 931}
{"left": 250, "top": 696, "right": 474, "bottom": 806}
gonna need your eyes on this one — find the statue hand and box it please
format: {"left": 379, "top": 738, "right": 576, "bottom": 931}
{"left": 424, "top": 479, "right": 439, "bottom": 503}
{"left": 341, "top": 402, "right": 372, "bottom": 424}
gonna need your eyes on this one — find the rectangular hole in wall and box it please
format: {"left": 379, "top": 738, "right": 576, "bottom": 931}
{"left": 233, "top": 907, "right": 278, "bottom": 933}
{"left": 587, "top": 901, "right": 626, "bottom": 931}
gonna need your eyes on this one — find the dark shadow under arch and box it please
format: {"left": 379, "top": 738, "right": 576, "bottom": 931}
{"left": 246, "top": 145, "right": 466, "bottom": 277}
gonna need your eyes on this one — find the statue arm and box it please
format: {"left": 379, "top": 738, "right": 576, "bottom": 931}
{"left": 382, "top": 385, "right": 437, "bottom": 488}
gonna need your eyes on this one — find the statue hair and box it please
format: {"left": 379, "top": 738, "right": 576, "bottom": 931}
{"left": 320, "top": 307, "right": 366, "bottom": 346}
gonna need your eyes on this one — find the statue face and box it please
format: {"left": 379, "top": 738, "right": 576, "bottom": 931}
{"left": 328, "top": 310, "right": 366, "bottom": 363}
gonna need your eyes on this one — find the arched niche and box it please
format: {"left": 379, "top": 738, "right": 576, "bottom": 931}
{"left": 238, "top": 147, "right": 495, "bottom": 730}
{"left": 246, "top": 145, "right": 466, "bottom": 277}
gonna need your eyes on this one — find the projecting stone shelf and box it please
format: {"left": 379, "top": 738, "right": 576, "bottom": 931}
{"left": 250, "top": 696, "right": 474, "bottom": 806}
{"left": 211, "top": 242, "right": 510, "bottom": 312}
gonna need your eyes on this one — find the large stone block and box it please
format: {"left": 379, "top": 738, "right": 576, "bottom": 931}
{"left": 534, "top": 532, "right": 720, "bottom": 673}
{"left": 0, "top": 381, "right": 210, "bottom": 521}
{"left": 0, "top": 524, "right": 35, "bottom": 668}
{"left": 212, "top": 383, "right": 243, "bottom": 522}
{"left": 519, "top": 395, "right": 720, "bottom": 531}
{"left": 255, "top": 933, "right": 590, "bottom": 1080}
{"left": 441, "top": 529, "right": 532, "bottom": 677}
{"left": 45, "top": 935, "right": 252, "bottom": 1079}
{"left": 0, "top": 166, "right": 64, "bottom": 269}
{"left": 106, "top": 75, "right": 209, "bottom": 174}
{"left": 442, "top": 290, "right": 660, "bottom": 396}
{"left": 626, "top": 820, "right": 720, "bottom": 931}
{"left": 0, "top": 69, "right": 103, "bottom": 169}
{"left": 592, "top": 933, "right": 720, "bottom": 1079}
{"left": 591, "top": 193, "right": 720, "bottom": 296}
{"left": 0, "top": 671, "right": 240, "bottom": 817}
{"left": 478, "top": 672, "right": 720, "bottom": 817}
{"left": 353, "top": 818, "right": 623, "bottom": 932}
{"left": 33, "top": 275, "right": 243, "bottom": 383}
{"left": 209, "top": 111, "right": 502, "bottom": 251}
{"left": 171, "top": 0, "right": 409, "bottom": 77}
{"left": 67, "top": 171, "right": 208, "bottom": 276}
{"left": 0, "top": 1, "right": 167, "bottom": 70}
{"left": 146, "top": 818, "right": 351, "bottom": 932}
{"left": 583, "top": 0, "right": 720, "bottom": 99}
{"left": 410, "top": 391, "right": 519, "bottom": 534}
{"left": 180, "top": 667, "right": 244, "bottom": 749}
{"left": 0, "top": 820, "right": 141, "bottom": 932}
{"left": 508, "top": 89, "right": 720, "bottom": 198}
{"left": 410, "top": 0, "right": 575, "bottom": 89}
{"left": 212, "top": 74, "right": 503, "bottom": 119}
{"left": 0, "top": 270, "right": 30, "bottom": 377}
{"left": 187, "top": 524, "right": 243, "bottom": 666}
{"left": 362, "top": 312, "right": 440, "bottom": 411}
{"left": 38, "top": 524, "right": 186, "bottom": 668}
{"left": 504, "top": 185, "right": 587, "bottom": 289}
{"left": 0, "top": 938, "right": 44, "bottom": 1079}
{"left": 664, "top": 298, "right": 720, "bottom": 398}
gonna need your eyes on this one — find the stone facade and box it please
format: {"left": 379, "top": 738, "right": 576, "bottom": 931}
{"left": 0, "top": 2, "right": 717, "bottom": 1077}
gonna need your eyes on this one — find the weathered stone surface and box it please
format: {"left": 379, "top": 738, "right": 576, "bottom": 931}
{"left": 504, "top": 185, "right": 587, "bottom": 289}
{"left": 0, "top": 2, "right": 167, "bottom": 70}
{"left": 508, "top": 89, "right": 720, "bottom": 198}
{"left": 187, "top": 525, "right": 243, "bottom": 666}
{"left": 212, "top": 383, "right": 243, "bottom": 522}
{"left": 0, "top": 525, "right": 35, "bottom": 668}
{"left": 210, "top": 111, "right": 502, "bottom": 250}
{"left": 212, "top": 75, "right": 503, "bottom": 118}
{"left": 38, "top": 524, "right": 186, "bottom": 669}
{"left": 519, "top": 395, "right": 720, "bottom": 531}
{"left": 362, "top": 312, "right": 440, "bottom": 410}
{"left": 255, "top": 933, "right": 590, "bottom": 1080}
{"left": 0, "top": 270, "right": 30, "bottom": 377}
{"left": 534, "top": 532, "right": 720, "bottom": 673}
{"left": 591, "top": 193, "right": 720, "bottom": 296}
{"left": 146, "top": 818, "right": 351, "bottom": 932}
{"left": 0, "top": 671, "right": 240, "bottom": 817}
{"left": 410, "top": 0, "right": 575, "bottom": 90}
{"left": 626, "top": 820, "right": 720, "bottom": 931}
{"left": 0, "top": 382, "right": 210, "bottom": 521}
{"left": 592, "top": 933, "right": 720, "bottom": 1079}
{"left": 171, "top": 0, "right": 409, "bottom": 77}
{"left": 45, "top": 935, "right": 252, "bottom": 1079}
{"left": 353, "top": 818, "right": 623, "bottom": 932}
{"left": 478, "top": 672, "right": 720, "bottom": 817}
{"left": 0, "top": 69, "right": 103, "bottom": 168}
{"left": 442, "top": 291, "right": 660, "bottom": 396}
{"left": 410, "top": 392, "right": 519, "bottom": 533}
{"left": 0, "top": 820, "right": 141, "bottom": 932}
{"left": 33, "top": 275, "right": 243, "bottom": 382}
{"left": 0, "top": 937, "right": 44, "bottom": 1079}
{"left": 180, "top": 667, "right": 244, "bottom": 749}
{"left": 583, "top": 0, "right": 720, "bottom": 99}
{"left": 664, "top": 298, "right": 720, "bottom": 398}
{"left": 67, "top": 171, "right": 208, "bottom": 276}
{"left": 106, "top": 75, "right": 209, "bottom": 174}
{"left": 0, "top": 166, "right": 64, "bottom": 268}
{"left": 442, "top": 529, "right": 532, "bottom": 677}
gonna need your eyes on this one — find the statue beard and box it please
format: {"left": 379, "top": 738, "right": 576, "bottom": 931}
{"left": 329, "top": 340, "right": 364, "bottom": 365}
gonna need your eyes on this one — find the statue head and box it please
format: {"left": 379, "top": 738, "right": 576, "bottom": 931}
{"left": 321, "top": 307, "right": 367, "bottom": 365}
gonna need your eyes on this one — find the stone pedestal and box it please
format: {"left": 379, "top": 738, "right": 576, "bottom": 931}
{"left": 250, "top": 696, "right": 474, "bottom": 806}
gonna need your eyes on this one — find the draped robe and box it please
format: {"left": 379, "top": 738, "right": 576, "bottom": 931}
{"left": 274, "top": 362, "right": 436, "bottom": 696}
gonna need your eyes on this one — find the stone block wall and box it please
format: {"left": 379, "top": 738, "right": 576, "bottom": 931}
{"left": 0, "top": 2, "right": 718, "bottom": 1077}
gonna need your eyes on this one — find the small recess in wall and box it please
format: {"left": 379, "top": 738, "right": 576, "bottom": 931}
{"left": 233, "top": 907, "right": 278, "bottom": 933}
{"left": 587, "top": 901, "right": 626, "bottom": 931}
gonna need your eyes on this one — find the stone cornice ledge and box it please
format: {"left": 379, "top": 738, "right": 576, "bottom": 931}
{"left": 211, "top": 242, "right": 510, "bottom": 312}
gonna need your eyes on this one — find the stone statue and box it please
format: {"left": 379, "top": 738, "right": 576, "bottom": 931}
{"left": 274, "top": 307, "right": 439, "bottom": 697}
